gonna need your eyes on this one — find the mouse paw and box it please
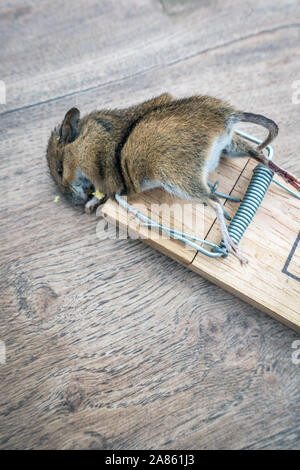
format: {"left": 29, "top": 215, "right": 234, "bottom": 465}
{"left": 85, "top": 196, "right": 102, "bottom": 214}
{"left": 223, "top": 233, "right": 248, "bottom": 265}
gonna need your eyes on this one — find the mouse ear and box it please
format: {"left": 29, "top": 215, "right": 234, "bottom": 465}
{"left": 60, "top": 108, "right": 80, "bottom": 144}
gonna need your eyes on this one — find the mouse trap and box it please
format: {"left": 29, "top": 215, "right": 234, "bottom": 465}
{"left": 102, "top": 132, "right": 300, "bottom": 332}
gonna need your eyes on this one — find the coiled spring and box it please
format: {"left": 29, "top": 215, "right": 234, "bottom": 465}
{"left": 217, "top": 129, "right": 274, "bottom": 254}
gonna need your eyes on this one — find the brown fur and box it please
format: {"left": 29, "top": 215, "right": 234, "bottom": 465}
{"left": 46, "top": 93, "right": 175, "bottom": 203}
{"left": 46, "top": 93, "right": 279, "bottom": 263}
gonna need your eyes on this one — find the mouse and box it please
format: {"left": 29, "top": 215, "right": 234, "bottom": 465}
{"left": 47, "top": 93, "right": 283, "bottom": 264}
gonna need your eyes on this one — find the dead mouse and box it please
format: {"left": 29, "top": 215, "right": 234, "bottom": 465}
{"left": 47, "top": 93, "right": 283, "bottom": 264}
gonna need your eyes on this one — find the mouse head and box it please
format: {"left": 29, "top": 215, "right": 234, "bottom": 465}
{"left": 46, "top": 107, "right": 94, "bottom": 206}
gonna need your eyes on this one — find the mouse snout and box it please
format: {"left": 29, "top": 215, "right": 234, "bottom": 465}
{"left": 65, "top": 185, "right": 88, "bottom": 206}
{"left": 69, "top": 169, "right": 95, "bottom": 206}
{"left": 70, "top": 182, "right": 89, "bottom": 205}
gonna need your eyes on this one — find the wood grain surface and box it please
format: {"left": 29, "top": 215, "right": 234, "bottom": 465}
{"left": 0, "top": 0, "right": 299, "bottom": 450}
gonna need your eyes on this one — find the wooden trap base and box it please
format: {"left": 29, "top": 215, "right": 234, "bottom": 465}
{"left": 102, "top": 157, "right": 300, "bottom": 332}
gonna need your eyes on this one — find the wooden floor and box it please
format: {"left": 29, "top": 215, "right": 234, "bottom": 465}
{"left": 0, "top": 0, "right": 299, "bottom": 450}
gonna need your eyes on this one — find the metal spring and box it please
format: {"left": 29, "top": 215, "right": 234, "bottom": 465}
{"left": 115, "top": 130, "right": 296, "bottom": 259}
{"left": 220, "top": 163, "right": 273, "bottom": 250}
